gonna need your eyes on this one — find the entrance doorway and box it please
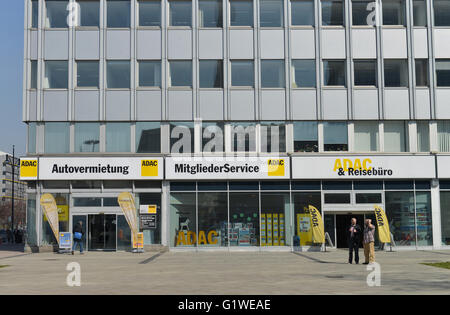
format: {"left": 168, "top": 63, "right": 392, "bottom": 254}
{"left": 88, "top": 214, "right": 117, "bottom": 251}
{"left": 336, "top": 214, "right": 364, "bottom": 248}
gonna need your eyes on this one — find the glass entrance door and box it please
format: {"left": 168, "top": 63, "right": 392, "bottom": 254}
{"left": 88, "top": 214, "right": 117, "bottom": 251}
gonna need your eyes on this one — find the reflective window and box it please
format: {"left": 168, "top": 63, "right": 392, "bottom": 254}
{"left": 324, "top": 193, "right": 351, "bottom": 203}
{"left": 260, "top": 122, "right": 286, "bottom": 153}
{"left": 382, "top": 0, "right": 406, "bottom": 26}
{"left": 78, "top": 0, "right": 100, "bottom": 27}
{"left": 413, "top": 0, "right": 427, "bottom": 27}
{"left": 291, "top": 0, "right": 314, "bottom": 26}
{"left": 291, "top": 60, "right": 316, "bottom": 88}
{"left": 136, "top": 122, "right": 161, "bottom": 153}
{"left": 322, "top": 0, "right": 344, "bottom": 26}
{"left": 107, "top": 60, "right": 130, "bottom": 88}
{"left": 352, "top": 0, "right": 373, "bottom": 26}
{"left": 293, "top": 192, "right": 321, "bottom": 246}
{"left": 169, "top": 61, "right": 192, "bottom": 87}
{"left": 438, "top": 121, "right": 450, "bottom": 152}
{"left": 32, "top": 0, "right": 39, "bottom": 28}
{"left": 170, "top": 193, "right": 197, "bottom": 247}
{"left": 199, "top": 0, "right": 222, "bottom": 27}
{"left": 44, "top": 61, "right": 68, "bottom": 89}
{"left": 231, "top": 60, "right": 254, "bottom": 87}
{"left": 138, "top": 61, "right": 161, "bottom": 87}
{"left": 417, "top": 121, "right": 430, "bottom": 153}
{"left": 416, "top": 191, "right": 433, "bottom": 246}
{"left": 323, "top": 60, "right": 346, "bottom": 86}
{"left": 45, "top": 122, "right": 70, "bottom": 153}
{"left": 384, "top": 59, "right": 409, "bottom": 87}
{"left": 261, "top": 193, "right": 290, "bottom": 246}
{"left": 440, "top": 191, "right": 450, "bottom": 245}
{"left": 199, "top": 60, "right": 223, "bottom": 88}
{"left": 28, "top": 123, "right": 37, "bottom": 154}
{"left": 107, "top": 0, "right": 131, "bottom": 28}
{"left": 355, "top": 193, "right": 382, "bottom": 204}
{"left": 323, "top": 122, "right": 348, "bottom": 151}
{"left": 71, "top": 181, "right": 102, "bottom": 189}
{"left": 434, "top": 0, "right": 450, "bottom": 26}
{"left": 384, "top": 121, "right": 408, "bottom": 152}
{"left": 41, "top": 194, "right": 69, "bottom": 245}
{"left": 138, "top": 0, "right": 161, "bottom": 27}
{"left": 30, "top": 60, "right": 38, "bottom": 89}
{"left": 229, "top": 192, "right": 259, "bottom": 246}
{"left": 76, "top": 61, "right": 99, "bottom": 88}
{"left": 74, "top": 123, "right": 100, "bottom": 152}
{"left": 231, "top": 122, "right": 256, "bottom": 152}
{"left": 260, "top": 0, "right": 284, "bottom": 27}
{"left": 202, "top": 122, "right": 224, "bottom": 153}
{"left": 261, "top": 60, "right": 285, "bottom": 88}
{"left": 73, "top": 197, "right": 102, "bottom": 207}
{"left": 230, "top": 0, "right": 253, "bottom": 26}
{"left": 169, "top": 0, "right": 192, "bottom": 26}
{"left": 415, "top": 59, "right": 429, "bottom": 87}
{"left": 170, "top": 122, "right": 194, "bottom": 153}
{"left": 354, "top": 60, "right": 377, "bottom": 86}
{"left": 45, "top": 0, "right": 69, "bottom": 28}
{"left": 385, "top": 191, "right": 416, "bottom": 247}
{"left": 106, "top": 123, "right": 130, "bottom": 152}
{"left": 436, "top": 60, "right": 450, "bottom": 87}
{"left": 293, "top": 121, "right": 318, "bottom": 152}
{"left": 354, "top": 121, "right": 379, "bottom": 152}
{"left": 198, "top": 192, "right": 227, "bottom": 247}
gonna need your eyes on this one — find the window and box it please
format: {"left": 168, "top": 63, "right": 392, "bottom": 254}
{"left": 352, "top": 0, "right": 372, "bottom": 26}
{"left": 28, "top": 123, "right": 37, "bottom": 154}
{"left": 417, "top": 121, "right": 429, "bottom": 152}
{"left": 138, "top": 61, "right": 161, "bottom": 87}
{"left": 384, "top": 59, "right": 408, "bottom": 87}
{"left": 45, "top": 0, "right": 68, "bottom": 28}
{"left": 324, "top": 193, "right": 351, "bottom": 203}
{"left": 202, "top": 122, "right": 224, "bottom": 152}
{"left": 136, "top": 122, "right": 161, "bottom": 153}
{"left": 382, "top": 0, "right": 406, "bottom": 26}
{"left": 291, "top": 60, "right": 316, "bottom": 88}
{"left": 434, "top": 0, "right": 450, "bottom": 27}
{"left": 436, "top": 60, "right": 450, "bottom": 87}
{"left": 322, "top": 0, "right": 344, "bottom": 26}
{"left": 107, "top": 61, "right": 130, "bottom": 88}
{"left": 384, "top": 121, "right": 408, "bottom": 152}
{"left": 44, "top": 61, "right": 68, "bottom": 89}
{"left": 291, "top": 0, "right": 314, "bottom": 26}
{"left": 415, "top": 59, "right": 429, "bottom": 87}
{"left": 199, "top": 0, "right": 222, "bottom": 27}
{"left": 354, "top": 60, "right": 377, "bottom": 86}
{"left": 293, "top": 121, "right": 318, "bottom": 152}
{"left": 440, "top": 191, "right": 450, "bottom": 245}
{"left": 231, "top": 60, "right": 254, "bottom": 87}
{"left": 169, "top": 0, "right": 192, "bottom": 26}
{"left": 355, "top": 193, "right": 382, "bottom": 204}
{"left": 413, "top": 0, "right": 427, "bottom": 27}
{"left": 230, "top": 0, "right": 253, "bottom": 26}
{"left": 323, "top": 60, "right": 346, "bottom": 86}
{"left": 169, "top": 61, "right": 192, "bottom": 87}
{"left": 199, "top": 60, "right": 223, "bottom": 88}
{"left": 261, "top": 60, "right": 285, "bottom": 88}
{"left": 231, "top": 122, "right": 256, "bottom": 152}
{"left": 229, "top": 193, "right": 259, "bottom": 246}
{"left": 437, "top": 121, "right": 450, "bottom": 152}
{"left": 323, "top": 122, "right": 348, "bottom": 151}
{"left": 76, "top": 61, "right": 99, "bottom": 88}
{"left": 106, "top": 123, "right": 130, "bottom": 152}
{"left": 32, "top": 0, "right": 39, "bottom": 28}
{"left": 30, "top": 60, "right": 38, "bottom": 89}
{"left": 107, "top": 0, "right": 131, "bottom": 28}
{"left": 354, "top": 121, "right": 379, "bottom": 151}
{"left": 260, "top": 122, "right": 286, "bottom": 153}
{"left": 260, "top": 0, "right": 284, "bottom": 27}
{"left": 170, "top": 122, "right": 194, "bottom": 153}
{"left": 138, "top": 0, "right": 161, "bottom": 27}
{"left": 45, "top": 122, "right": 70, "bottom": 153}
{"left": 75, "top": 123, "right": 100, "bottom": 152}
{"left": 78, "top": 0, "right": 100, "bottom": 27}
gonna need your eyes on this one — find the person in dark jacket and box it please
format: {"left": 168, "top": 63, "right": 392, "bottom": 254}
{"left": 72, "top": 221, "right": 84, "bottom": 255}
{"left": 347, "top": 218, "right": 362, "bottom": 264}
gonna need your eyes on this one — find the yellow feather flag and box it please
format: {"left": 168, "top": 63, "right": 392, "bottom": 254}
{"left": 374, "top": 205, "right": 391, "bottom": 243}
{"left": 118, "top": 192, "right": 139, "bottom": 245}
{"left": 308, "top": 205, "right": 325, "bottom": 244}
{"left": 40, "top": 193, "right": 59, "bottom": 244}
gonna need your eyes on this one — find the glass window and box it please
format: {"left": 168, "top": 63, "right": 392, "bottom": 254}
{"left": 74, "top": 123, "right": 100, "bottom": 152}
{"left": 260, "top": 122, "right": 286, "bottom": 153}
{"left": 352, "top": 0, "right": 372, "bottom": 26}
{"left": 291, "top": 60, "right": 316, "bottom": 88}
{"left": 416, "top": 191, "right": 433, "bottom": 246}
{"left": 292, "top": 181, "right": 321, "bottom": 190}
{"left": 107, "top": 0, "right": 131, "bottom": 28}
{"left": 103, "top": 181, "right": 132, "bottom": 189}
{"left": 45, "top": 0, "right": 69, "bottom": 28}
{"left": 385, "top": 191, "right": 416, "bottom": 247}
{"left": 323, "top": 181, "right": 352, "bottom": 190}
{"left": 30, "top": 60, "right": 38, "bottom": 89}
{"left": 76, "top": 61, "right": 99, "bottom": 88}
{"left": 382, "top": 0, "right": 406, "bottom": 26}
{"left": 44, "top": 122, "right": 69, "bottom": 153}
{"left": 42, "top": 181, "right": 70, "bottom": 189}
{"left": 324, "top": 193, "right": 351, "bottom": 203}
{"left": 106, "top": 123, "right": 130, "bottom": 152}
{"left": 169, "top": 61, "right": 192, "bottom": 87}
{"left": 107, "top": 60, "right": 130, "bottom": 88}
{"left": 136, "top": 122, "right": 161, "bottom": 153}
{"left": 137, "top": 193, "right": 161, "bottom": 245}
{"left": 229, "top": 182, "right": 259, "bottom": 190}
{"left": 138, "top": 61, "right": 161, "bottom": 87}
{"left": 261, "top": 60, "right": 285, "bottom": 88}
{"left": 71, "top": 180, "right": 102, "bottom": 189}
{"left": 354, "top": 60, "right": 377, "bottom": 86}
{"left": 202, "top": 122, "right": 224, "bottom": 153}
{"left": 32, "top": 0, "right": 39, "bottom": 28}
{"left": 171, "top": 182, "right": 196, "bottom": 191}
{"left": 293, "top": 192, "right": 321, "bottom": 246}
{"left": 198, "top": 182, "right": 227, "bottom": 191}
{"left": 291, "top": 0, "right": 314, "bottom": 26}
{"left": 230, "top": 0, "right": 253, "bottom": 26}
{"left": 199, "top": 0, "right": 222, "bottom": 27}
{"left": 384, "top": 59, "right": 409, "bottom": 87}
{"left": 261, "top": 181, "right": 290, "bottom": 190}
{"left": 417, "top": 121, "right": 429, "bottom": 152}
{"left": 28, "top": 123, "right": 37, "bottom": 154}
{"left": 231, "top": 60, "right": 254, "bottom": 87}
{"left": 324, "top": 122, "right": 348, "bottom": 151}
{"left": 434, "top": 0, "right": 450, "bottom": 27}
{"left": 230, "top": 122, "right": 256, "bottom": 152}
{"left": 440, "top": 191, "right": 450, "bottom": 245}
{"left": 170, "top": 122, "right": 194, "bottom": 153}
{"left": 354, "top": 121, "right": 379, "bottom": 152}
{"left": 436, "top": 60, "right": 450, "bottom": 87}
{"left": 260, "top": 0, "right": 284, "bottom": 27}
{"left": 138, "top": 0, "right": 161, "bottom": 27}
{"left": 385, "top": 180, "right": 414, "bottom": 190}
{"left": 170, "top": 193, "right": 197, "bottom": 247}
{"left": 78, "top": 0, "right": 100, "bottom": 27}
{"left": 41, "top": 193, "right": 69, "bottom": 245}
{"left": 26, "top": 194, "right": 37, "bottom": 246}
{"left": 413, "top": 0, "right": 427, "bottom": 27}
{"left": 384, "top": 121, "right": 408, "bottom": 152}
{"left": 353, "top": 181, "right": 383, "bottom": 190}
{"left": 116, "top": 215, "right": 132, "bottom": 250}
{"left": 355, "top": 193, "right": 382, "bottom": 204}
{"left": 198, "top": 192, "right": 228, "bottom": 247}
{"left": 261, "top": 193, "right": 291, "bottom": 246}
{"left": 322, "top": 0, "right": 344, "bottom": 26}
{"left": 437, "top": 121, "right": 450, "bottom": 153}
{"left": 323, "top": 60, "right": 346, "bottom": 86}
{"left": 293, "top": 121, "right": 318, "bottom": 152}
{"left": 199, "top": 60, "right": 223, "bottom": 88}
{"left": 169, "top": 0, "right": 192, "bottom": 26}
{"left": 229, "top": 192, "right": 260, "bottom": 247}
{"left": 415, "top": 59, "right": 429, "bottom": 87}
{"left": 44, "top": 61, "right": 68, "bottom": 89}
{"left": 73, "top": 197, "right": 102, "bottom": 207}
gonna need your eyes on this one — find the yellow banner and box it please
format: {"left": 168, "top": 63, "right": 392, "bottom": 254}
{"left": 118, "top": 192, "right": 139, "bottom": 237}
{"left": 308, "top": 205, "right": 325, "bottom": 244}
{"left": 40, "top": 193, "right": 59, "bottom": 244}
{"left": 374, "top": 205, "right": 391, "bottom": 243}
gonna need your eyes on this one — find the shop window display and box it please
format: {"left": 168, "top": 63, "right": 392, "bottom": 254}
{"left": 385, "top": 191, "right": 416, "bottom": 247}
{"left": 197, "top": 193, "right": 227, "bottom": 247}
{"left": 170, "top": 193, "right": 197, "bottom": 247}
{"left": 261, "top": 193, "right": 291, "bottom": 246}
{"left": 229, "top": 193, "right": 260, "bottom": 247}
{"left": 415, "top": 191, "right": 433, "bottom": 246}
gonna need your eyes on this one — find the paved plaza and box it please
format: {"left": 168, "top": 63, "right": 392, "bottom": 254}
{"left": 0, "top": 248, "right": 449, "bottom": 295}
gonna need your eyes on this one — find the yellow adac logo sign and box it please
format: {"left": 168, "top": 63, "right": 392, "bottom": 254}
{"left": 268, "top": 159, "right": 285, "bottom": 177}
{"left": 333, "top": 158, "right": 372, "bottom": 172}
{"left": 141, "top": 160, "right": 158, "bottom": 177}
{"left": 20, "top": 159, "right": 38, "bottom": 178}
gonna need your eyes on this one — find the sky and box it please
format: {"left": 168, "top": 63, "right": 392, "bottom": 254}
{"left": 0, "top": 0, "right": 25, "bottom": 156}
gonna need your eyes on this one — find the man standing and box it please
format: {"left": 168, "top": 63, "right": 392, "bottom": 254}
{"left": 72, "top": 221, "right": 84, "bottom": 255}
{"left": 348, "top": 218, "right": 361, "bottom": 264}
{"left": 363, "top": 219, "right": 376, "bottom": 264}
